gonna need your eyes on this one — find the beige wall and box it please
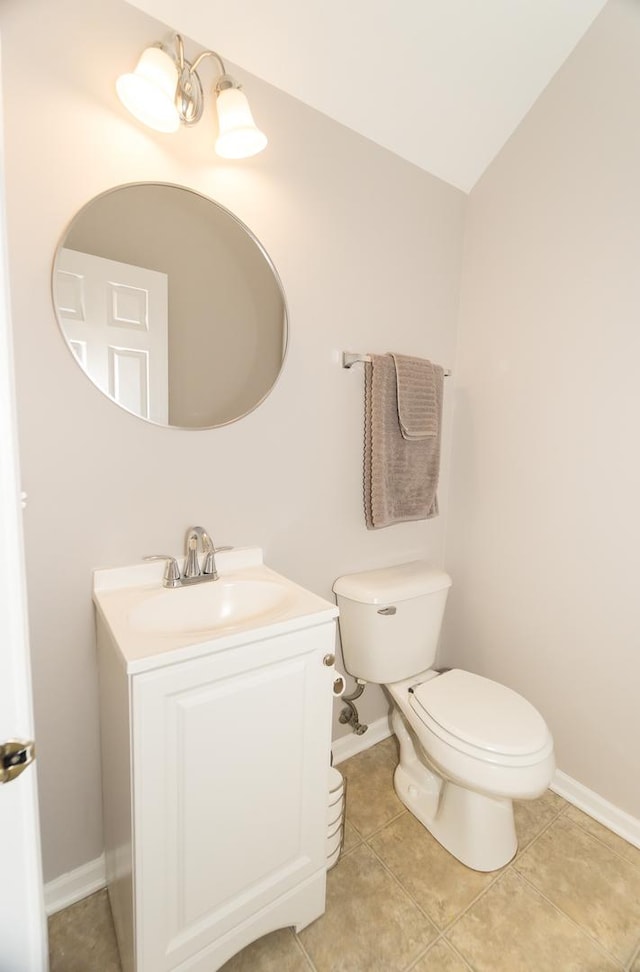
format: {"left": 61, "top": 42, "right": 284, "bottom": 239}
{"left": 0, "top": 0, "right": 465, "bottom": 880}
{"left": 444, "top": 0, "right": 640, "bottom": 817}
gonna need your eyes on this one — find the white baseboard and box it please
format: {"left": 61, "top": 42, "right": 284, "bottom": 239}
{"left": 551, "top": 770, "right": 640, "bottom": 849}
{"left": 43, "top": 752, "right": 640, "bottom": 918}
{"left": 331, "top": 715, "right": 392, "bottom": 765}
{"left": 44, "top": 853, "right": 106, "bottom": 916}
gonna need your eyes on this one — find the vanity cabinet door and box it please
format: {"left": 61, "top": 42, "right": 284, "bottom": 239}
{"left": 131, "top": 623, "right": 334, "bottom": 972}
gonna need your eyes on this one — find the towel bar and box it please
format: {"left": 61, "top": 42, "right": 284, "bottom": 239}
{"left": 342, "top": 351, "right": 451, "bottom": 375}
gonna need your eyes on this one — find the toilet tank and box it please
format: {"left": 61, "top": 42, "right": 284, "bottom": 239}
{"left": 333, "top": 562, "right": 452, "bottom": 684}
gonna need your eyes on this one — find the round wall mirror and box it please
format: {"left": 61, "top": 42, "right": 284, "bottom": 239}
{"left": 52, "top": 183, "right": 288, "bottom": 429}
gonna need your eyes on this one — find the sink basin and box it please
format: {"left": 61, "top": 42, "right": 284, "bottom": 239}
{"left": 128, "top": 577, "right": 292, "bottom": 635}
{"left": 94, "top": 548, "right": 340, "bottom": 672}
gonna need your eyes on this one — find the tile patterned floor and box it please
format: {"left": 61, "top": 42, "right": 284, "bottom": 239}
{"left": 49, "top": 737, "right": 640, "bottom": 971}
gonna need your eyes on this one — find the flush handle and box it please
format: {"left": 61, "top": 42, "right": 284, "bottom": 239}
{"left": 377, "top": 606, "right": 397, "bottom": 616}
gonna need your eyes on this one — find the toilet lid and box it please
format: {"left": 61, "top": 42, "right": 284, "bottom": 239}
{"left": 410, "top": 669, "right": 550, "bottom": 756}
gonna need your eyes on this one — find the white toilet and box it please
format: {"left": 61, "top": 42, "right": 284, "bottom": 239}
{"left": 333, "top": 561, "right": 555, "bottom": 871}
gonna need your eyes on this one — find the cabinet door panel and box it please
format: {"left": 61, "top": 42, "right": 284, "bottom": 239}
{"left": 133, "top": 626, "right": 333, "bottom": 972}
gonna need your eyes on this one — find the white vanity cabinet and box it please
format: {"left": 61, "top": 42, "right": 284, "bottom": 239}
{"left": 95, "top": 551, "right": 338, "bottom": 972}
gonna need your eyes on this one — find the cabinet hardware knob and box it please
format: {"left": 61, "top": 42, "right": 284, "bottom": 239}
{"left": 323, "top": 653, "right": 336, "bottom": 667}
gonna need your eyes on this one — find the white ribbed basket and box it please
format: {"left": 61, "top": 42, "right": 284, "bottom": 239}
{"left": 327, "top": 766, "right": 345, "bottom": 870}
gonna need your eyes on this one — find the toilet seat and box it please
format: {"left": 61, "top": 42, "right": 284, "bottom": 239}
{"left": 409, "top": 669, "right": 552, "bottom": 765}
{"left": 388, "top": 667, "right": 556, "bottom": 811}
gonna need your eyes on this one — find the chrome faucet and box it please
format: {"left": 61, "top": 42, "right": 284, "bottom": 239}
{"left": 144, "top": 526, "right": 232, "bottom": 588}
{"left": 184, "top": 526, "right": 218, "bottom": 581}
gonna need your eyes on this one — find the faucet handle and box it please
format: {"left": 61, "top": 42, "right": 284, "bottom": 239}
{"left": 201, "top": 553, "right": 217, "bottom": 577}
{"left": 202, "top": 541, "right": 234, "bottom": 577}
{"left": 199, "top": 531, "right": 217, "bottom": 577}
{"left": 143, "top": 554, "right": 182, "bottom": 589}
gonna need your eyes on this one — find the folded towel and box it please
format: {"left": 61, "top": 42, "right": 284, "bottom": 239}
{"left": 390, "top": 353, "right": 439, "bottom": 439}
{"left": 363, "top": 353, "right": 443, "bottom": 529}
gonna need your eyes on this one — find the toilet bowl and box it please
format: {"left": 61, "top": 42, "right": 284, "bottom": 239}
{"left": 333, "top": 562, "right": 555, "bottom": 871}
{"left": 387, "top": 668, "right": 554, "bottom": 870}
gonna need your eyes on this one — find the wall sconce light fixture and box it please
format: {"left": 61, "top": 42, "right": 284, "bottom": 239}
{"left": 116, "top": 34, "right": 268, "bottom": 159}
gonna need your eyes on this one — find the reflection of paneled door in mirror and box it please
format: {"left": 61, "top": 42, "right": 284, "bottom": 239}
{"left": 53, "top": 248, "right": 169, "bottom": 423}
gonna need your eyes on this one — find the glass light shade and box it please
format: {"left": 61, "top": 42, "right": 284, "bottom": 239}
{"left": 215, "top": 87, "right": 268, "bottom": 159}
{"left": 116, "top": 47, "right": 180, "bottom": 133}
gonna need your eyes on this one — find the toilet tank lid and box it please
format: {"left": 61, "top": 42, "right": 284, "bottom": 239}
{"left": 333, "top": 561, "right": 451, "bottom": 604}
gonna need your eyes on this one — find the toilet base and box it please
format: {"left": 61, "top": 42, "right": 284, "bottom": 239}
{"left": 391, "top": 710, "right": 518, "bottom": 872}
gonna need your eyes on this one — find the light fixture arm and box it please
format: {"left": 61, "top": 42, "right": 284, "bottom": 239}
{"left": 167, "top": 34, "right": 239, "bottom": 126}
{"left": 190, "top": 48, "right": 226, "bottom": 79}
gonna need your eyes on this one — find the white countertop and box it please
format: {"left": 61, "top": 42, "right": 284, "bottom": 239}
{"left": 93, "top": 547, "right": 338, "bottom": 675}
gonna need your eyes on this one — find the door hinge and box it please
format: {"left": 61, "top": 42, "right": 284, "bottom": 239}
{"left": 0, "top": 740, "right": 36, "bottom": 784}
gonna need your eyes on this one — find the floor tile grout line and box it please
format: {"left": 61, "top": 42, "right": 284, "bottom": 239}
{"left": 322, "top": 804, "right": 636, "bottom": 972}
{"left": 431, "top": 805, "right": 627, "bottom": 945}
{"left": 557, "top": 798, "right": 640, "bottom": 862}
{"left": 510, "top": 802, "right": 571, "bottom": 862}
{"left": 297, "top": 834, "right": 440, "bottom": 972}
{"left": 362, "top": 837, "right": 442, "bottom": 933}
{"left": 358, "top": 806, "right": 574, "bottom": 940}
{"left": 513, "top": 867, "right": 628, "bottom": 969}
{"left": 399, "top": 932, "right": 446, "bottom": 972}
{"left": 345, "top": 780, "right": 576, "bottom": 949}
{"left": 441, "top": 864, "right": 627, "bottom": 972}
{"left": 628, "top": 938, "right": 640, "bottom": 969}
{"left": 440, "top": 933, "right": 478, "bottom": 971}
{"left": 345, "top": 806, "right": 408, "bottom": 843}
{"left": 363, "top": 830, "right": 506, "bottom": 937}
{"left": 432, "top": 860, "right": 514, "bottom": 937}
{"left": 349, "top": 790, "right": 568, "bottom": 913}
{"left": 515, "top": 809, "right": 640, "bottom": 966}
{"left": 401, "top": 931, "right": 477, "bottom": 972}
{"left": 558, "top": 807, "right": 640, "bottom": 872}
{"left": 291, "top": 926, "right": 319, "bottom": 972}
{"left": 335, "top": 838, "right": 365, "bottom": 864}
{"left": 299, "top": 832, "right": 440, "bottom": 972}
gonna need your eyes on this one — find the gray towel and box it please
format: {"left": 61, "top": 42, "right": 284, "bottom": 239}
{"left": 364, "top": 353, "right": 443, "bottom": 529}
{"left": 390, "top": 353, "right": 439, "bottom": 439}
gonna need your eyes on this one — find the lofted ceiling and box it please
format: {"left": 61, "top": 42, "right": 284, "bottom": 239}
{"left": 128, "top": 0, "right": 607, "bottom": 192}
